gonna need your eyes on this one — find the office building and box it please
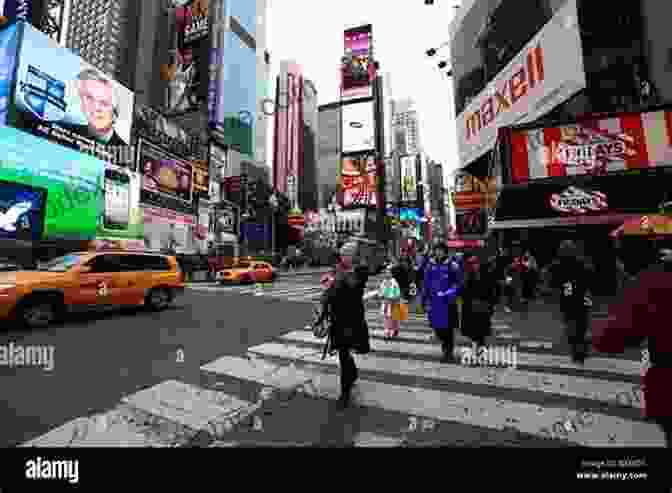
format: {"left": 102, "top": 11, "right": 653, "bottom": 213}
{"left": 392, "top": 98, "right": 421, "bottom": 155}
{"left": 256, "top": 0, "right": 270, "bottom": 173}
{"left": 317, "top": 102, "right": 341, "bottom": 210}
{"left": 65, "top": 0, "right": 139, "bottom": 87}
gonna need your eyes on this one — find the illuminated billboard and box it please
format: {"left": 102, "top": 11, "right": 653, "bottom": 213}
{"left": 339, "top": 153, "right": 377, "bottom": 208}
{"left": 165, "top": 0, "right": 210, "bottom": 115}
{"left": 341, "top": 24, "right": 375, "bottom": 100}
{"left": 341, "top": 100, "right": 375, "bottom": 154}
{"left": 10, "top": 23, "right": 134, "bottom": 164}
{"left": 400, "top": 155, "right": 417, "bottom": 203}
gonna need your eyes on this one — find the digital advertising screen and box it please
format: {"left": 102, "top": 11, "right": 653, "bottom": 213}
{"left": 400, "top": 155, "right": 417, "bottom": 203}
{"left": 341, "top": 100, "right": 375, "bottom": 154}
{"left": 10, "top": 23, "right": 134, "bottom": 163}
{"left": 0, "top": 125, "right": 104, "bottom": 240}
{"left": 0, "top": 179, "right": 46, "bottom": 241}
{"left": 0, "top": 22, "right": 19, "bottom": 126}
{"left": 97, "top": 163, "right": 143, "bottom": 240}
{"left": 141, "top": 205, "right": 194, "bottom": 254}
{"left": 399, "top": 207, "right": 423, "bottom": 222}
{"left": 341, "top": 24, "right": 375, "bottom": 100}
{"left": 138, "top": 139, "right": 193, "bottom": 211}
{"left": 339, "top": 154, "right": 377, "bottom": 208}
{"left": 1, "top": 0, "right": 44, "bottom": 24}
{"left": 165, "top": 0, "right": 210, "bottom": 115}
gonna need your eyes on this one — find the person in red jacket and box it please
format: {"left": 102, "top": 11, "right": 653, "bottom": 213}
{"left": 592, "top": 247, "right": 672, "bottom": 447}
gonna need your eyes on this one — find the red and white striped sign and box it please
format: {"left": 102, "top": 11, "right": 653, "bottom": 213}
{"left": 511, "top": 109, "right": 672, "bottom": 183}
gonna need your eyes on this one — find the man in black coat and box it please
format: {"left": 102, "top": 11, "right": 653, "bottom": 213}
{"left": 323, "top": 245, "right": 370, "bottom": 409}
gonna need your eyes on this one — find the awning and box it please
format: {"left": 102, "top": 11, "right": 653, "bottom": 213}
{"left": 609, "top": 214, "right": 672, "bottom": 237}
{"left": 492, "top": 213, "right": 642, "bottom": 230}
{"left": 494, "top": 172, "right": 672, "bottom": 229}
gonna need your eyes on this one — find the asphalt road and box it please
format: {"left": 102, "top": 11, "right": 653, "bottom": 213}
{"left": 0, "top": 289, "right": 314, "bottom": 447}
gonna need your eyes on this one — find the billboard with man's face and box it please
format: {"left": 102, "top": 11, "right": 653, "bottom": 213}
{"left": 9, "top": 23, "right": 134, "bottom": 164}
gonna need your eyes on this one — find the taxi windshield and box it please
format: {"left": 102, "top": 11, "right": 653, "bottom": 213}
{"left": 37, "top": 254, "right": 84, "bottom": 272}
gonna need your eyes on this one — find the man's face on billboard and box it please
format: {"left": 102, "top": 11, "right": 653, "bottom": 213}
{"left": 79, "top": 79, "right": 115, "bottom": 135}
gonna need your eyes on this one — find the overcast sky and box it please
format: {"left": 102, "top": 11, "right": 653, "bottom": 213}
{"left": 265, "top": 0, "right": 461, "bottom": 183}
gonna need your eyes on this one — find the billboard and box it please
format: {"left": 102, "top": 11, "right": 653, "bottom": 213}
{"left": 11, "top": 23, "right": 134, "bottom": 163}
{"left": 213, "top": 201, "right": 238, "bottom": 236}
{"left": 339, "top": 154, "right": 377, "bottom": 208}
{"left": 341, "top": 100, "right": 375, "bottom": 154}
{"left": 192, "top": 159, "right": 209, "bottom": 194}
{"left": 141, "top": 205, "right": 195, "bottom": 254}
{"left": 509, "top": 108, "right": 672, "bottom": 183}
{"left": 456, "top": 0, "right": 586, "bottom": 168}
{"left": 165, "top": 0, "right": 210, "bottom": 115}
{"left": 208, "top": 2, "right": 256, "bottom": 157}
{"left": 0, "top": 125, "right": 104, "bottom": 240}
{"left": 0, "top": 22, "right": 19, "bottom": 126}
{"left": 341, "top": 24, "right": 375, "bottom": 101}
{"left": 137, "top": 138, "right": 193, "bottom": 213}
{"left": 0, "top": 179, "right": 46, "bottom": 241}
{"left": 400, "top": 155, "right": 417, "bottom": 202}
{"left": 97, "top": 164, "right": 143, "bottom": 240}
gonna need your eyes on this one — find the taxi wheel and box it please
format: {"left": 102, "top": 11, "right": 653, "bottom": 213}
{"left": 146, "top": 288, "right": 172, "bottom": 311}
{"left": 19, "top": 297, "right": 62, "bottom": 329}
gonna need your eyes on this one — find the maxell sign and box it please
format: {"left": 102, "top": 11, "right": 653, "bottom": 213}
{"left": 456, "top": 0, "right": 586, "bottom": 168}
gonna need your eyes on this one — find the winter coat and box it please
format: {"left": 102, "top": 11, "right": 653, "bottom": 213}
{"left": 378, "top": 277, "right": 401, "bottom": 318}
{"left": 592, "top": 260, "right": 672, "bottom": 419}
{"left": 421, "top": 258, "right": 464, "bottom": 330}
{"left": 324, "top": 265, "right": 371, "bottom": 354}
{"left": 391, "top": 261, "right": 412, "bottom": 299}
{"left": 549, "top": 257, "right": 594, "bottom": 316}
{"left": 461, "top": 265, "right": 498, "bottom": 338}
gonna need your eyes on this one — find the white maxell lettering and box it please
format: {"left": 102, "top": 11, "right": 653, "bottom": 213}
{"left": 185, "top": 17, "right": 208, "bottom": 38}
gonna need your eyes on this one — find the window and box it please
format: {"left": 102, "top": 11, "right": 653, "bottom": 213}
{"left": 85, "top": 255, "right": 123, "bottom": 273}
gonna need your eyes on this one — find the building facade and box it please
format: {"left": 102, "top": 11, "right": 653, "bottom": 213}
{"left": 317, "top": 102, "right": 341, "bottom": 210}
{"left": 65, "top": 0, "right": 140, "bottom": 88}
{"left": 392, "top": 98, "right": 421, "bottom": 156}
{"left": 449, "top": 0, "right": 672, "bottom": 291}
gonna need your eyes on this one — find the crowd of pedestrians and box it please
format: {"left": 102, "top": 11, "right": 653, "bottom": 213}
{"left": 309, "top": 239, "right": 671, "bottom": 447}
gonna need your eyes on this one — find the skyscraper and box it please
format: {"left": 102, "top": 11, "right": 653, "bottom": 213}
{"left": 300, "top": 78, "right": 318, "bottom": 211}
{"left": 255, "top": 0, "right": 269, "bottom": 174}
{"left": 392, "top": 98, "right": 421, "bottom": 155}
{"left": 317, "top": 102, "right": 341, "bottom": 210}
{"left": 64, "top": 0, "right": 139, "bottom": 86}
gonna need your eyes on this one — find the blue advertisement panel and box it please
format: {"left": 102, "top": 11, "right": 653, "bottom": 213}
{"left": 209, "top": 10, "right": 256, "bottom": 159}
{"left": 10, "top": 23, "right": 134, "bottom": 164}
{"left": 0, "top": 125, "right": 104, "bottom": 240}
{"left": 0, "top": 22, "right": 19, "bottom": 125}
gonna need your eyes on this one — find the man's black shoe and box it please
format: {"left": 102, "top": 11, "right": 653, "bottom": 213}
{"left": 336, "top": 393, "right": 351, "bottom": 410}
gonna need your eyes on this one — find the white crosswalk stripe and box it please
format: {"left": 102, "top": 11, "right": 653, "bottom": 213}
{"left": 187, "top": 276, "right": 387, "bottom": 303}
{"left": 22, "top": 308, "right": 663, "bottom": 447}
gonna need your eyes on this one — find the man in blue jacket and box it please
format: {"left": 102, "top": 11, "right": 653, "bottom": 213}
{"left": 422, "top": 243, "right": 465, "bottom": 363}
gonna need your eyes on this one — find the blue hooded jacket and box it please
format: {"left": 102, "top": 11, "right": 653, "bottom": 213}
{"left": 422, "top": 257, "right": 464, "bottom": 329}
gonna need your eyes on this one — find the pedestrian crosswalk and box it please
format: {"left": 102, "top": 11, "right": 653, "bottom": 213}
{"left": 187, "top": 276, "right": 387, "bottom": 303}
{"left": 22, "top": 309, "right": 664, "bottom": 447}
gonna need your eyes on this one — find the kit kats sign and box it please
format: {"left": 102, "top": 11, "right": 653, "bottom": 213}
{"left": 549, "top": 186, "right": 608, "bottom": 214}
{"left": 510, "top": 108, "right": 672, "bottom": 182}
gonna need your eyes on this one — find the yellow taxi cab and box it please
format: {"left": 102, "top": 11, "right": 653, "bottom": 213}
{"left": 0, "top": 250, "right": 185, "bottom": 329}
{"left": 216, "top": 260, "right": 275, "bottom": 285}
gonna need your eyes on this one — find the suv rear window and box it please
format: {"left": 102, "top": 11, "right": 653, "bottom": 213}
{"left": 120, "top": 255, "right": 172, "bottom": 271}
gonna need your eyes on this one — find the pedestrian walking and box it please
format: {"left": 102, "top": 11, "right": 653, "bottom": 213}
{"left": 548, "top": 240, "right": 594, "bottom": 364}
{"left": 494, "top": 248, "right": 514, "bottom": 312}
{"left": 421, "top": 243, "right": 464, "bottom": 363}
{"left": 461, "top": 255, "right": 498, "bottom": 350}
{"left": 520, "top": 250, "right": 538, "bottom": 301}
{"left": 592, "top": 247, "right": 672, "bottom": 447}
{"left": 376, "top": 264, "right": 405, "bottom": 339}
{"left": 319, "top": 244, "right": 371, "bottom": 409}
